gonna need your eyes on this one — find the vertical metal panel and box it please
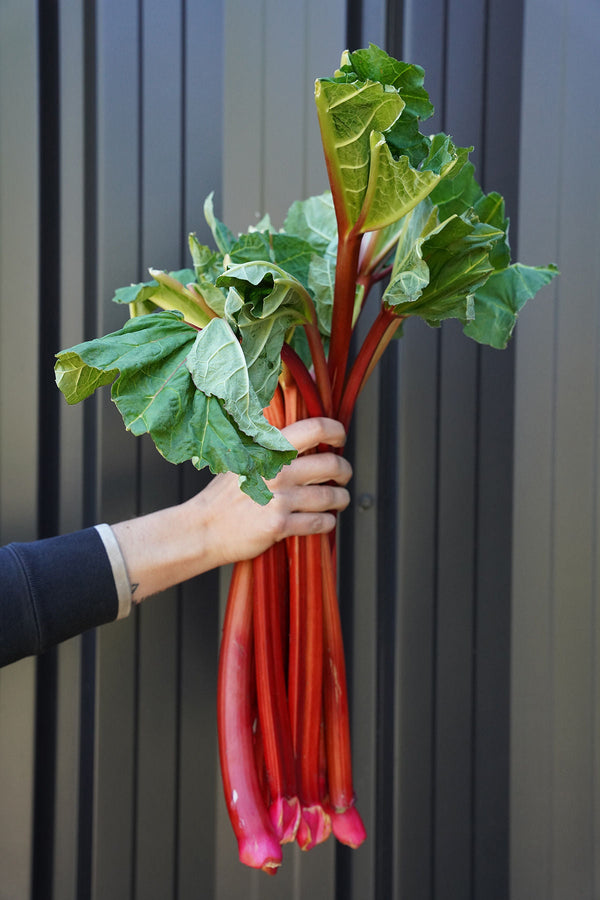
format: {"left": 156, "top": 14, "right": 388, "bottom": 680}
{"left": 222, "top": 0, "right": 265, "bottom": 232}
{"left": 434, "top": 327, "right": 478, "bottom": 900}
{"left": 52, "top": 640, "right": 81, "bottom": 900}
{"left": 52, "top": 1, "right": 88, "bottom": 895}
{"left": 91, "top": 3, "right": 140, "bottom": 897}
{"left": 0, "top": 6, "right": 40, "bottom": 543}
{"left": 303, "top": 0, "right": 346, "bottom": 195}
{"left": 176, "top": 3, "right": 224, "bottom": 896}
{"left": 472, "top": 2, "right": 523, "bottom": 897}
{"left": 0, "top": 3, "right": 39, "bottom": 898}
{"left": 396, "top": 1, "right": 523, "bottom": 897}
{"left": 391, "top": 6, "right": 445, "bottom": 896}
{"left": 512, "top": 2, "right": 600, "bottom": 899}
{"left": 182, "top": 0, "right": 224, "bottom": 244}
{"left": 394, "top": 319, "right": 439, "bottom": 898}
{"left": 133, "top": 3, "right": 183, "bottom": 897}
{"left": 176, "top": 561, "right": 220, "bottom": 898}
{"left": 263, "top": 0, "right": 307, "bottom": 223}
{"left": 550, "top": 9, "right": 599, "bottom": 894}
{"left": 510, "top": 0, "right": 562, "bottom": 895}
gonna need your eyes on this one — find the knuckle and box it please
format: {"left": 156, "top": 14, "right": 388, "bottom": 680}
{"left": 316, "top": 484, "right": 337, "bottom": 507}
{"left": 266, "top": 507, "right": 288, "bottom": 541}
{"left": 314, "top": 512, "right": 336, "bottom": 533}
{"left": 334, "top": 455, "right": 352, "bottom": 484}
{"left": 337, "top": 487, "right": 351, "bottom": 510}
{"left": 303, "top": 417, "right": 327, "bottom": 447}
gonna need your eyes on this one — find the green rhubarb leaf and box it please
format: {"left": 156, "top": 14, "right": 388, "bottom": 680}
{"left": 384, "top": 115, "right": 431, "bottom": 169}
{"left": 473, "top": 192, "right": 511, "bottom": 269}
{"left": 229, "top": 231, "right": 273, "bottom": 265}
{"left": 339, "top": 45, "right": 434, "bottom": 121}
{"left": 315, "top": 77, "right": 405, "bottom": 233}
{"left": 186, "top": 238, "right": 228, "bottom": 315}
{"left": 55, "top": 312, "right": 196, "bottom": 406}
{"left": 464, "top": 262, "right": 559, "bottom": 349}
{"left": 112, "top": 268, "right": 209, "bottom": 329}
{"left": 316, "top": 71, "right": 460, "bottom": 236}
{"left": 416, "top": 217, "right": 504, "bottom": 325}
{"left": 193, "top": 278, "right": 228, "bottom": 318}
{"left": 55, "top": 352, "right": 119, "bottom": 404}
{"left": 307, "top": 253, "right": 336, "bottom": 335}
{"left": 383, "top": 199, "right": 438, "bottom": 306}
{"left": 249, "top": 212, "right": 275, "bottom": 233}
{"left": 185, "top": 317, "right": 294, "bottom": 455}
{"left": 359, "top": 130, "right": 455, "bottom": 233}
{"left": 190, "top": 412, "right": 293, "bottom": 505}
{"left": 283, "top": 192, "right": 337, "bottom": 256}
{"left": 270, "top": 234, "right": 318, "bottom": 287}
{"left": 429, "top": 157, "right": 483, "bottom": 221}
{"left": 112, "top": 267, "right": 193, "bottom": 305}
{"left": 430, "top": 156, "right": 512, "bottom": 268}
{"left": 282, "top": 193, "right": 338, "bottom": 334}
{"left": 228, "top": 231, "right": 317, "bottom": 288}
{"left": 217, "top": 262, "right": 311, "bottom": 405}
{"left": 384, "top": 214, "right": 504, "bottom": 326}
{"left": 204, "top": 192, "right": 235, "bottom": 254}
{"left": 421, "top": 133, "right": 456, "bottom": 173}
{"left": 338, "top": 46, "right": 434, "bottom": 168}
{"left": 55, "top": 311, "right": 295, "bottom": 504}
{"left": 112, "top": 280, "right": 156, "bottom": 306}
{"left": 188, "top": 233, "right": 225, "bottom": 282}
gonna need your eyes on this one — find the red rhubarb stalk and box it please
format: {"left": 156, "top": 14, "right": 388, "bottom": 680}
{"left": 295, "top": 532, "right": 331, "bottom": 850}
{"left": 338, "top": 306, "right": 402, "bottom": 430}
{"left": 253, "top": 550, "right": 300, "bottom": 843}
{"left": 217, "top": 560, "right": 282, "bottom": 872}
{"left": 283, "top": 380, "right": 306, "bottom": 765}
{"left": 321, "top": 534, "right": 366, "bottom": 848}
{"left": 304, "top": 320, "right": 333, "bottom": 417}
{"left": 327, "top": 232, "right": 363, "bottom": 412}
{"left": 281, "top": 343, "right": 325, "bottom": 418}
{"left": 266, "top": 382, "right": 286, "bottom": 430}
{"left": 286, "top": 534, "right": 305, "bottom": 752}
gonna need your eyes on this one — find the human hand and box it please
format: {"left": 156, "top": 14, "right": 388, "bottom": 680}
{"left": 112, "top": 418, "right": 352, "bottom": 600}
{"left": 188, "top": 417, "right": 352, "bottom": 570}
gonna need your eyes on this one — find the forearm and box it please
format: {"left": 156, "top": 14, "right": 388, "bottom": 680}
{"left": 0, "top": 528, "right": 119, "bottom": 667}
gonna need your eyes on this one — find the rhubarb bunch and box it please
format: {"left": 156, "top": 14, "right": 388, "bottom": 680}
{"left": 55, "top": 44, "right": 558, "bottom": 872}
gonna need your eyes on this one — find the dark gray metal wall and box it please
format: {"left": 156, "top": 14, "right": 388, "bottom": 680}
{"left": 0, "top": 1, "right": 582, "bottom": 899}
{"left": 511, "top": 1, "right": 600, "bottom": 897}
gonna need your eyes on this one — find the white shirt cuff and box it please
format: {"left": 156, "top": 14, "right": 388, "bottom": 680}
{"left": 95, "top": 523, "right": 132, "bottom": 620}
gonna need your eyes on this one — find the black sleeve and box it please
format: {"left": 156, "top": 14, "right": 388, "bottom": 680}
{"left": 0, "top": 527, "right": 119, "bottom": 667}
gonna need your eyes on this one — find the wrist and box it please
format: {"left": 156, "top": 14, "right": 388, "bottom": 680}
{"left": 111, "top": 498, "right": 216, "bottom": 601}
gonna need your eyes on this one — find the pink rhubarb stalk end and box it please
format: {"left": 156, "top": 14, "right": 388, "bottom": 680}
{"left": 269, "top": 795, "right": 302, "bottom": 844}
{"left": 330, "top": 804, "right": 367, "bottom": 849}
{"left": 296, "top": 804, "right": 332, "bottom": 851}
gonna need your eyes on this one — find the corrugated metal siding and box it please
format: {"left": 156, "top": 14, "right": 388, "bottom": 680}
{"left": 0, "top": 0, "right": 584, "bottom": 898}
{"left": 392, "top": 2, "right": 523, "bottom": 898}
{"left": 511, "top": 0, "right": 600, "bottom": 897}
{"left": 0, "top": 3, "right": 39, "bottom": 898}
